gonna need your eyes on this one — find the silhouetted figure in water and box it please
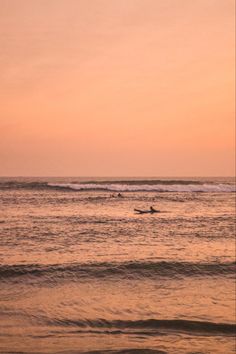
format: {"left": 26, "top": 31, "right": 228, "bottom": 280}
{"left": 150, "top": 206, "right": 157, "bottom": 213}
{"left": 110, "top": 193, "right": 123, "bottom": 198}
{"left": 134, "top": 206, "right": 160, "bottom": 214}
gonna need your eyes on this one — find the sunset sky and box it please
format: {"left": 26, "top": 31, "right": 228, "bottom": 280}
{"left": 0, "top": 0, "right": 235, "bottom": 176}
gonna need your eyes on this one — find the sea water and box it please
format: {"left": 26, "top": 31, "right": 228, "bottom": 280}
{"left": 0, "top": 177, "right": 235, "bottom": 354}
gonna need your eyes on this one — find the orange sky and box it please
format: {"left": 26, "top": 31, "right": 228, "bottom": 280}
{"left": 0, "top": 0, "right": 235, "bottom": 176}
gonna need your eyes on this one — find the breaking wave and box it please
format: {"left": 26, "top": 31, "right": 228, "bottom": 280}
{"left": 47, "top": 182, "right": 235, "bottom": 193}
{"left": 0, "top": 178, "right": 234, "bottom": 192}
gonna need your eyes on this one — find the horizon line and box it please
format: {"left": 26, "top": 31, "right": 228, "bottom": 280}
{"left": 0, "top": 175, "right": 235, "bottom": 179}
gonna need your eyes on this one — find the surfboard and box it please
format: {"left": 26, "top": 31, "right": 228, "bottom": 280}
{"left": 134, "top": 209, "right": 160, "bottom": 214}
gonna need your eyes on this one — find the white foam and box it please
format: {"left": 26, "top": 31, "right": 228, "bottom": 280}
{"left": 48, "top": 183, "right": 236, "bottom": 193}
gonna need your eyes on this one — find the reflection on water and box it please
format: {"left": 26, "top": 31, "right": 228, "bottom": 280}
{"left": 0, "top": 177, "right": 235, "bottom": 353}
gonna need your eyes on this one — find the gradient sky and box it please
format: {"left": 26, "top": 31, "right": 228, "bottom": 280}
{"left": 0, "top": 0, "right": 235, "bottom": 176}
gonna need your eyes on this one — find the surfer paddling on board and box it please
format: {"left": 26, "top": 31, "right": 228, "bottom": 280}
{"left": 134, "top": 206, "right": 160, "bottom": 214}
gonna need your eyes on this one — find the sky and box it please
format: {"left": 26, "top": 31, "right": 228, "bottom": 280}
{"left": 0, "top": 0, "right": 235, "bottom": 177}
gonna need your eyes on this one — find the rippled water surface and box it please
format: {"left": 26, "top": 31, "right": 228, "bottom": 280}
{"left": 0, "top": 177, "right": 235, "bottom": 354}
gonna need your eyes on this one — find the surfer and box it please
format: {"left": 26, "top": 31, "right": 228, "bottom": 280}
{"left": 150, "top": 206, "right": 157, "bottom": 213}
{"left": 134, "top": 206, "right": 160, "bottom": 214}
{"left": 110, "top": 193, "right": 123, "bottom": 198}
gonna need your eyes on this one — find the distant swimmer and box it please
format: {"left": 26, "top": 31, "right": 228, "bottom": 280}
{"left": 110, "top": 193, "right": 123, "bottom": 198}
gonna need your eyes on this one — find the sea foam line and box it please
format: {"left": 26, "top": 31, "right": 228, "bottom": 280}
{"left": 47, "top": 183, "right": 235, "bottom": 193}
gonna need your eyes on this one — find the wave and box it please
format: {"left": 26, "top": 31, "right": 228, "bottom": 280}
{"left": 45, "top": 317, "right": 236, "bottom": 336}
{"left": 47, "top": 182, "right": 235, "bottom": 193}
{"left": 1, "top": 261, "right": 235, "bottom": 280}
{"left": 0, "top": 181, "right": 49, "bottom": 190}
{"left": 0, "top": 351, "right": 166, "bottom": 354}
{"left": 83, "top": 350, "right": 166, "bottom": 354}
{"left": 71, "top": 350, "right": 166, "bottom": 354}
{"left": 0, "top": 179, "right": 235, "bottom": 192}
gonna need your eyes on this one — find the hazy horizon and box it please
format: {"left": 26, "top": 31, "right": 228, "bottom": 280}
{"left": 0, "top": 175, "right": 234, "bottom": 179}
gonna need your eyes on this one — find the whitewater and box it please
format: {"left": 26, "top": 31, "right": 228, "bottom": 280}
{"left": 48, "top": 182, "right": 235, "bottom": 192}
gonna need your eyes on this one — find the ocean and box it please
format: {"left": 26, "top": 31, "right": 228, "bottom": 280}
{"left": 0, "top": 177, "right": 235, "bottom": 354}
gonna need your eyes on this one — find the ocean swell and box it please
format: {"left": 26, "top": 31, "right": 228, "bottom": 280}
{"left": 45, "top": 317, "right": 236, "bottom": 336}
{"left": 47, "top": 182, "right": 235, "bottom": 193}
{"left": 1, "top": 261, "right": 235, "bottom": 281}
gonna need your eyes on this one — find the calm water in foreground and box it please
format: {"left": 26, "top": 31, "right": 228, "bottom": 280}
{"left": 0, "top": 177, "right": 235, "bottom": 354}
